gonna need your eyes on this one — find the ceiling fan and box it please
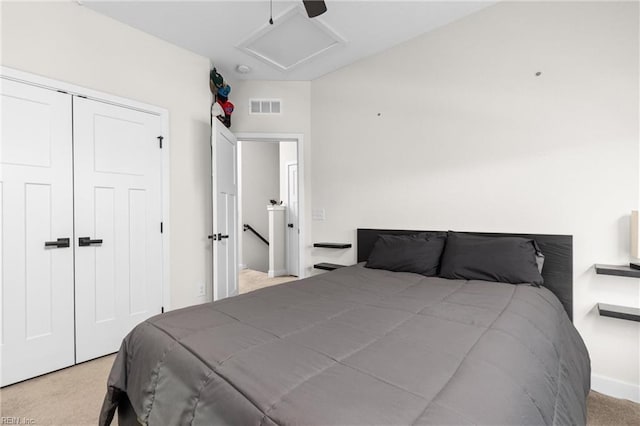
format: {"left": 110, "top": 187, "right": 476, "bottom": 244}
{"left": 269, "top": 0, "right": 327, "bottom": 24}
{"left": 302, "top": 0, "right": 327, "bottom": 18}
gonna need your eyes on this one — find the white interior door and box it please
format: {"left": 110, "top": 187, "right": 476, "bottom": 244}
{"left": 0, "top": 79, "right": 75, "bottom": 386}
{"left": 212, "top": 120, "right": 238, "bottom": 301}
{"left": 73, "top": 97, "right": 163, "bottom": 363}
{"left": 286, "top": 163, "right": 299, "bottom": 276}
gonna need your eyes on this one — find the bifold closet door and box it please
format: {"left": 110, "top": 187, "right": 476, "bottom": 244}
{"left": 73, "top": 97, "right": 163, "bottom": 363}
{"left": 0, "top": 80, "right": 75, "bottom": 386}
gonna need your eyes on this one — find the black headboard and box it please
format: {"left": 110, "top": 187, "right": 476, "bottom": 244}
{"left": 357, "top": 229, "right": 574, "bottom": 320}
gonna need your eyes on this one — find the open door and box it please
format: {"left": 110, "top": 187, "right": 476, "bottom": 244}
{"left": 212, "top": 120, "right": 238, "bottom": 300}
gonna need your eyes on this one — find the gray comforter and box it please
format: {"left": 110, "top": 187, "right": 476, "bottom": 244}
{"left": 100, "top": 264, "right": 590, "bottom": 425}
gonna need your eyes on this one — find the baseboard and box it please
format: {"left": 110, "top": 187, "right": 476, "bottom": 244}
{"left": 592, "top": 374, "right": 640, "bottom": 403}
{"left": 239, "top": 264, "right": 248, "bottom": 270}
{"left": 268, "top": 269, "right": 288, "bottom": 278}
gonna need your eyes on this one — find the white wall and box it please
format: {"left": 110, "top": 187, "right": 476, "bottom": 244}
{"left": 232, "top": 81, "right": 313, "bottom": 275}
{"left": 240, "top": 141, "right": 280, "bottom": 272}
{"left": 310, "top": 1, "right": 639, "bottom": 399}
{"left": 0, "top": 2, "right": 212, "bottom": 309}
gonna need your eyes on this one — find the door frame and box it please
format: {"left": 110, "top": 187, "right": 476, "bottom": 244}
{"left": 285, "top": 161, "right": 299, "bottom": 276}
{"left": 235, "top": 132, "right": 306, "bottom": 279}
{"left": 0, "top": 66, "right": 172, "bottom": 310}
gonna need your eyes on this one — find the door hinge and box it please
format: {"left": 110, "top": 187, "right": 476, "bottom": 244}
{"left": 157, "top": 136, "right": 164, "bottom": 149}
{"left": 160, "top": 222, "right": 163, "bottom": 233}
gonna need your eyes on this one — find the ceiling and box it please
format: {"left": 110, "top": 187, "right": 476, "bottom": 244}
{"left": 84, "top": 1, "right": 496, "bottom": 81}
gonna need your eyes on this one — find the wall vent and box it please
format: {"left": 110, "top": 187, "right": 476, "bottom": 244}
{"left": 250, "top": 99, "right": 282, "bottom": 115}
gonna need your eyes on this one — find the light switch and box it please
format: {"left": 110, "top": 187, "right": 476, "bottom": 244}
{"left": 312, "top": 208, "right": 325, "bottom": 221}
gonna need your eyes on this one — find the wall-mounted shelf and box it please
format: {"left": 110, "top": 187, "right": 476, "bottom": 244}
{"left": 314, "top": 262, "right": 347, "bottom": 271}
{"left": 594, "top": 264, "right": 640, "bottom": 278}
{"left": 597, "top": 303, "right": 640, "bottom": 322}
{"left": 313, "top": 243, "right": 352, "bottom": 249}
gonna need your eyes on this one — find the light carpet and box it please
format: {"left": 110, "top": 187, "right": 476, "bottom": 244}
{"left": 3, "top": 359, "right": 637, "bottom": 425}
{"left": 239, "top": 268, "right": 298, "bottom": 294}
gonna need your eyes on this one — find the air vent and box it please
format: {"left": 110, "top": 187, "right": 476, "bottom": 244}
{"left": 250, "top": 99, "right": 282, "bottom": 115}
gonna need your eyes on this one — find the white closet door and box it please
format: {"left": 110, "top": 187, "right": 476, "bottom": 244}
{"left": 73, "top": 97, "right": 163, "bottom": 363}
{"left": 0, "top": 79, "right": 75, "bottom": 386}
{"left": 212, "top": 120, "right": 238, "bottom": 301}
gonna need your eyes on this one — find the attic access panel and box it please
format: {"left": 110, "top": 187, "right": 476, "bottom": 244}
{"left": 238, "top": 6, "right": 345, "bottom": 72}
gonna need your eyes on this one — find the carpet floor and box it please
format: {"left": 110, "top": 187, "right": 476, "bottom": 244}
{"left": 3, "top": 362, "right": 637, "bottom": 425}
{"left": 2, "top": 273, "right": 638, "bottom": 425}
{"left": 239, "top": 268, "right": 298, "bottom": 294}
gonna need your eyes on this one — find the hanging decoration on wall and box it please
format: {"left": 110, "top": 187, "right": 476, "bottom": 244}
{"left": 209, "top": 68, "right": 224, "bottom": 92}
{"left": 209, "top": 67, "right": 234, "bottom": 128}
{"left": 216, "top": 85, "right": 234, "bottom": 129}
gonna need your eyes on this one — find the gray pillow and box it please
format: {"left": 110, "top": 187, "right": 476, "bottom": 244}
{"left": 439, "top": 232, "right": 544, "bottom": 285}
{"left": 365, "top": 233, "right": 446, "bottom": 276}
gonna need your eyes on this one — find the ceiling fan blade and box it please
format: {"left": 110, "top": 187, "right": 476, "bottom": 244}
{"left": 303, "top": 0, "right": 327, "bottom": 18}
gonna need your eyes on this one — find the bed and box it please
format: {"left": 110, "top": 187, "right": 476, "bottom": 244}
{"left": 100, "top": 229, "right": 590, "bottom": 426}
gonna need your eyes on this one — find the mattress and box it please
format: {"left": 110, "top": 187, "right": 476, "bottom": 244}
{"left": 99, "top": 264, "right": 590, "bottom": 425}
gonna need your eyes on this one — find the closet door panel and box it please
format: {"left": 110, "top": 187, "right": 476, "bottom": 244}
{"left": 73, "top": 97, "right": 163, "bottom": 363}
{"left": 94, "top": 186, "right": 117, "bottom": 322}
{"left": 0, "top": 79, "right": 74, "bottom": 386}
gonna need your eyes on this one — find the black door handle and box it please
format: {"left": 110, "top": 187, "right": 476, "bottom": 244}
{"left": 44, "top": 237, "right": 70, "bottom": 248}
{"left": 287, "top": 223, "right": 294, "bottom": 228}
{"left": 210, "top": 233, "right": 229, "bottom": 241}
{"left": 79, "top": 237, "right": 103, "bottom": 247}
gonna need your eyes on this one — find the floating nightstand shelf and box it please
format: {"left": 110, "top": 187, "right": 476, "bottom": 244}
{"left": 594, "top": 264, "right": 640, "bottom": 322}
{"left": 594, "top": 264, "right": 640, "bottom": 278}
{"left": 313, "top": 242, "right": 352, "bottom": 249}
{"left": 314, "top": 243, "right": 351, "bottom": 271}
{"left": 314, "top": 262, "right": 347, "bottom": 271}
{"left": 597, "top": 303, "right": 640, "bottom": 322}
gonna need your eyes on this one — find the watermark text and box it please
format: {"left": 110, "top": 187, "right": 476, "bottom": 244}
{"left": 0, "top": 417, "right": 36, "bottom": 425}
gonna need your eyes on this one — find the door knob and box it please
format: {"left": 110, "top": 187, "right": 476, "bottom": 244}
{"left": 210, "top": 233, "right": 229, "bottom": 241}
{"left": 287, "top": 223, "right": 294, "bottom": 228}
{"left": 44, "top": 237, "right": 70, "bottom": 248}
{"left": 79, "top": 237, "right": 103, "bottom": 247}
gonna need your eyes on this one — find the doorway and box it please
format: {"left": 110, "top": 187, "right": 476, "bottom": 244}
{"left": 235, "top": 133, "right": 305, "bottom": 294}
